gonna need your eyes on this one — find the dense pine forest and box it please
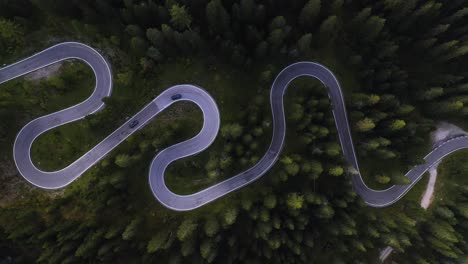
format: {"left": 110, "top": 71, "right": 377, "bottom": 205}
{"left": 1, "top": 0, "right": 468, "bottom": 263}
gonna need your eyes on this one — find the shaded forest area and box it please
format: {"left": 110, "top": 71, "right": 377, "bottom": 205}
{"left": 1, "top": 0, "right": 468, "bottom": 263}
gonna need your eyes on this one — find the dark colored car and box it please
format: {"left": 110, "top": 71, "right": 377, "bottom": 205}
{"left": 129, "top": 120, "right": 139, "bottom": 128}
{"left": 171, "top": 94, "right": 182, "bottom": 100}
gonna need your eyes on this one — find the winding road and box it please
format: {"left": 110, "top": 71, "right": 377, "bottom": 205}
{"left": 4, "top": 42, "right": 468, "bottom": 211}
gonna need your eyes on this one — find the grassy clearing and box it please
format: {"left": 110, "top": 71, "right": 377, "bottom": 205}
{"left": 430, "top": 149, "right": 468, "bottom": 209}
{"left": 29, "top": 62, "right": 96, "bottom": 171}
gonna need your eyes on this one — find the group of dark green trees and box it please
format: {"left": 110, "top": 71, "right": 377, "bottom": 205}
{"left": 1, "top": 0, "right": 468, "bottom": 263}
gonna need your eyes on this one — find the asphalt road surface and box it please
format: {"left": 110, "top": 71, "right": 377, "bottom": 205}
{"left": 4, "top": 42, "right": 468, "bottom": 211}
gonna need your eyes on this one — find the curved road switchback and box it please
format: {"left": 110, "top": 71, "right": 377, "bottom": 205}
{"left": 4, "top": 42, "right": 468, "bottom": 211}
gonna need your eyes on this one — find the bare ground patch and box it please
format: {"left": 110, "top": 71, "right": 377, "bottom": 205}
{"left": 24, "top": 62, "right": 62, "bottom": 82}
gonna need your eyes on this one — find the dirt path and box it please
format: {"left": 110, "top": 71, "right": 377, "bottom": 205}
{"left": 421, "top": 167, "right": 438, "bottom": 209}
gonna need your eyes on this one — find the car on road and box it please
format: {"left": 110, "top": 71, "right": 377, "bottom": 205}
{"left": 129, "top": 120, "right": 139, "bottom": 128}
{"left": 171, "top": 94, "right": 182, "bottom": 100}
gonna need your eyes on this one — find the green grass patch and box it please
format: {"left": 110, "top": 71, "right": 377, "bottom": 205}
{"left": 430, "top": 148, "right": 468, "bottom": 209}
{"left": 29, "top": 62, "right": 96, "bottom": 171}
